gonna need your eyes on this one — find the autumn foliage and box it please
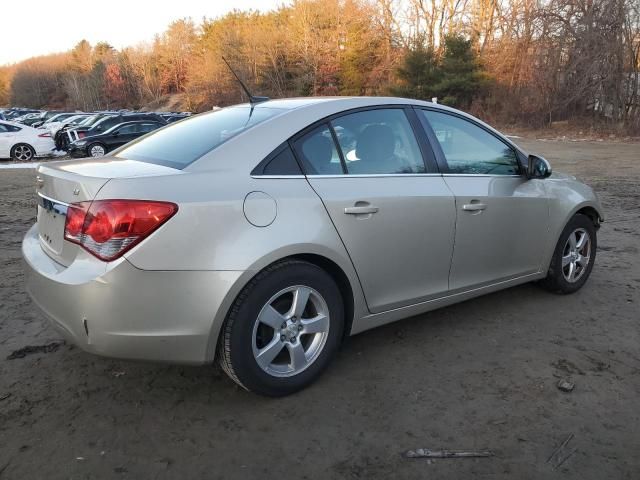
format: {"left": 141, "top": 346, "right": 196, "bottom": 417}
{"left": 0, "top": 0, "right": 638, "bottom": 132}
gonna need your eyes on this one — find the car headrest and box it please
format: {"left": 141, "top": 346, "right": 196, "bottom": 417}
{"left": 356, "top": 124, "right": 395, "bottom": 164}
{"left": 302, "top": 134, "right": 334, "bottom": 173}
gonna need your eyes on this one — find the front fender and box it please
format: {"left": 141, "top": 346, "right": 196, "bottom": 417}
{"left": 541, "top": 175, "right": 605, "bottom": 272}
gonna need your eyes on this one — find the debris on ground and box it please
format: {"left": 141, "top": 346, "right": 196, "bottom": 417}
{"left": 557, "top": 378, "right": 575, "bottom": 392}
{"left": 0, "top": 393, "right": 11, "bottom": 401}
{"left": 6, "top": 342, "right": 62, "bottom": 360}
{"left": 547, "top": 434, "right": 577, "bottom": 469}
{"left": 404, "top": 448, "right": 494, "bottom": 459}
{"left": 110, "top": 370, "right": 126, "bottom": 378}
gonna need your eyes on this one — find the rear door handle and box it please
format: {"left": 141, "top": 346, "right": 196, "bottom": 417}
{"left": 462, "top": 203, "right": 487, "bottom": 212}
{"left": 344, "top": 206, "right": 379, "bottom": 215}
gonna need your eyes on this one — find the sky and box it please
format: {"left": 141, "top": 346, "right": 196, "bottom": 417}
{"left": 1, "top": 0, "right": 285, "bottom": 65}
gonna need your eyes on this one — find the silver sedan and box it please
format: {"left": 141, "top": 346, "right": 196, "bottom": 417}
{"left": 23, "top": 97, "right": 604, "bottom": 396}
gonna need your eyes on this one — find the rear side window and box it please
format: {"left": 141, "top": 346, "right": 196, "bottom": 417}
{"left": 293, "top": 125, "right": 344, "bottom": 175}
{"left": 116, "top": 107, "right": 283, "bottom": 169}
{"left": 331, "top": 109, "right": 426, "bottom": 174}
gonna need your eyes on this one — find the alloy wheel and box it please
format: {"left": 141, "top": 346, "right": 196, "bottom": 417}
{"left": 13, "top": 145, "right": 33, "bottom": 161}
{"left": 562, "top": 227, "right": 591, "bottom": 283}
{"left": 90, "top": 144, "right": 106, "bottom": 157}
{"left": 252, "top": 285, "right": 330, "bottom": 377}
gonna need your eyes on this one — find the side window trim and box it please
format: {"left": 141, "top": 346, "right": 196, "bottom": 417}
{"left": 404, "top": 107, "right": 439, "bottom": 173}
{"left": 327, "top": 123, "right": 347, "bottom": 174}
{"left": 251, "top": 141, "right": 304, "bottom": 177}
{"left": 416, "top": 107, "right": 526, "bottom": 175}
{"left": 414, "top": 108, "right": 450, "bottom": 173}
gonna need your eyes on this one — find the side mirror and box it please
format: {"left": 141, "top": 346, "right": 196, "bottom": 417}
{"left": 527, "top": 154, "right": 552, "bottom": 179}
{"left": 112, "top": 130, "right": 119, "bottom": 137}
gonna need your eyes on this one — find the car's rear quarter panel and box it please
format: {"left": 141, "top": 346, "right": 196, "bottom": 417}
{"left": 97, "top": 170, "right": 368, "bottom": 361}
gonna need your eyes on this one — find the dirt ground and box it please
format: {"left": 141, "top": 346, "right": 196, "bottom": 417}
{"left": 0, "top": 137, "right": 639, "bottom": 479}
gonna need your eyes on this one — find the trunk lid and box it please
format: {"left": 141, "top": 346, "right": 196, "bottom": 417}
{"left": 36, "top": 157, "right": 180, "bottom": 266}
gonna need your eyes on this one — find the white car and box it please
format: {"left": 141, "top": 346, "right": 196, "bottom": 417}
{"left": 42, "top": 114, "right": 90, "bottom": 137}
{"left": 0, "top": 120, "right": 55, "bottom": 161}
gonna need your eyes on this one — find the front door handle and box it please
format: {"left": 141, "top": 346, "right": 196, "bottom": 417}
{"left": 344, "top": 205, "right": 379, "bottom": 215}
{"left": 462, "top": 203, "right": 487, "bottom": 212}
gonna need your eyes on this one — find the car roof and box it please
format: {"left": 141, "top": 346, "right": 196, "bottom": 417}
{"left": 187, "top": 96, "right": 519, "bottom": 173}
{"left": 248, "top": 96, "right": 432, "bottom": 111}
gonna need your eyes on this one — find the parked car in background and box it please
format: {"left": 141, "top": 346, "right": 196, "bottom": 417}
{"left": 21, "top": 111, "right": 64, "bottom": 126}
{"left": 32, "top": 112, "right": 77, "bottom": 128}
{"left": 14, "top": 112, "right": 43, "bottom": 125}
{"left": 22, "top": 97, "right": 604, "bottom": 396}
{"left": 0, "top": 120, "right": 54, "bottom": 161}
{"left": 63, "top": 113, "right": 167, "bottom": 150}
{"left": 4, "top": 108, "right": 40, "bottom": 120}
{"left": 68, "top": 120, "right": 165, "bottom": 157}
{"left": 55, "top": 113, "right": 112, "bottom": 151}
{"left": 44, "top": 114, "right": 91, "bottom": 138}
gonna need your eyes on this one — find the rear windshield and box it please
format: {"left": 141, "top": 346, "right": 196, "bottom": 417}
{"left": 114, "top": 106, "right": 283, "bottom": 169}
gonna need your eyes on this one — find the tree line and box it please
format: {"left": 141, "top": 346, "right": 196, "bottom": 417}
{"left": 1, "top": 0, "right": 639, "bottom": 132}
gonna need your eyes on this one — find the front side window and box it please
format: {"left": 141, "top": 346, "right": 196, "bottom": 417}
{"left": 420, "top": 110, "right": 520, "bottom": 175}
{"left": 116, "top": 124, "right": 138, "bottom": 135}
{"left": 138, "top": 123, "right": 161, "bottom": 133}
{"left": 331, "top": 109, "right": 426, "bottom": 175}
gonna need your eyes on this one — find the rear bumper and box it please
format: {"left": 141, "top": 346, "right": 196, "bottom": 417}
{"left": 22, "top": 224, "right": 243, "bottom": 364}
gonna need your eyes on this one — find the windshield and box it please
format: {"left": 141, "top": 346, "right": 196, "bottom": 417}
{"left": 115, "top": 106, "right": 283, "bottom": 169}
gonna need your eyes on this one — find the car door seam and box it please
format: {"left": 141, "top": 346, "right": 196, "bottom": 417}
{"left": 302, "top": 176, "right": 372, "bottom": 314}
{"left": 441, "top": 176, "right": 458, "bottom": 291}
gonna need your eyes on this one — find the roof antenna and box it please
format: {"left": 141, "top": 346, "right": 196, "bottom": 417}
{"left": 222, "top": 56, "right": 269, "bottom": 104}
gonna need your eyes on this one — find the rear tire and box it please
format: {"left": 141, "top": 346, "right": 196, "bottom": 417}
{"left": 539, "top": 214, "right": 597, "bottom": 294}
{"left": 11, "top": 143, "right": 35, "bottom": 162}
{"left": 218, "top": 259, "right": 344, "bottom": 396}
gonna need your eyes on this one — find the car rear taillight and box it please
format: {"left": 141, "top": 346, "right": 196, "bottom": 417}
{"left": 64, "top": 200, "right": 178, "bottom": 261}
{"left": 38, "top": 132, "right": 51, "bottom": 137}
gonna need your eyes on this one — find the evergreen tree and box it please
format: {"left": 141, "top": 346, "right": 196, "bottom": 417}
{"left": 394, "top": 34, "right": 486, "bottom": 108}
{"left": 434, "top": 35, "right": 486, "bottom": 109}
{"left": 393, "top": 42, "right": 441, "bottom": 100}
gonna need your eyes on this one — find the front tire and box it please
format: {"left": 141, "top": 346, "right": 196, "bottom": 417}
{"left": 87, "top": 143, "right": 107, "bottom": 157}
{"left": 218, "top": 260, "right": 344, "bottom": 396}
{"left": 539, "top": 214, "right": 597, "bottom": 294}
{"left": 11, "top": 143, "right": 35, "bottom": 162}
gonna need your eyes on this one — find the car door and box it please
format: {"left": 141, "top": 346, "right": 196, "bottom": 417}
{"left": 0, "top": 123, "right": 16, "bottom": 157}
{"left": 295, "top": 107, "right": 456, "bottom": 313}
{"left": 416, "top": 108, "right": 551, "bottom": 291}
